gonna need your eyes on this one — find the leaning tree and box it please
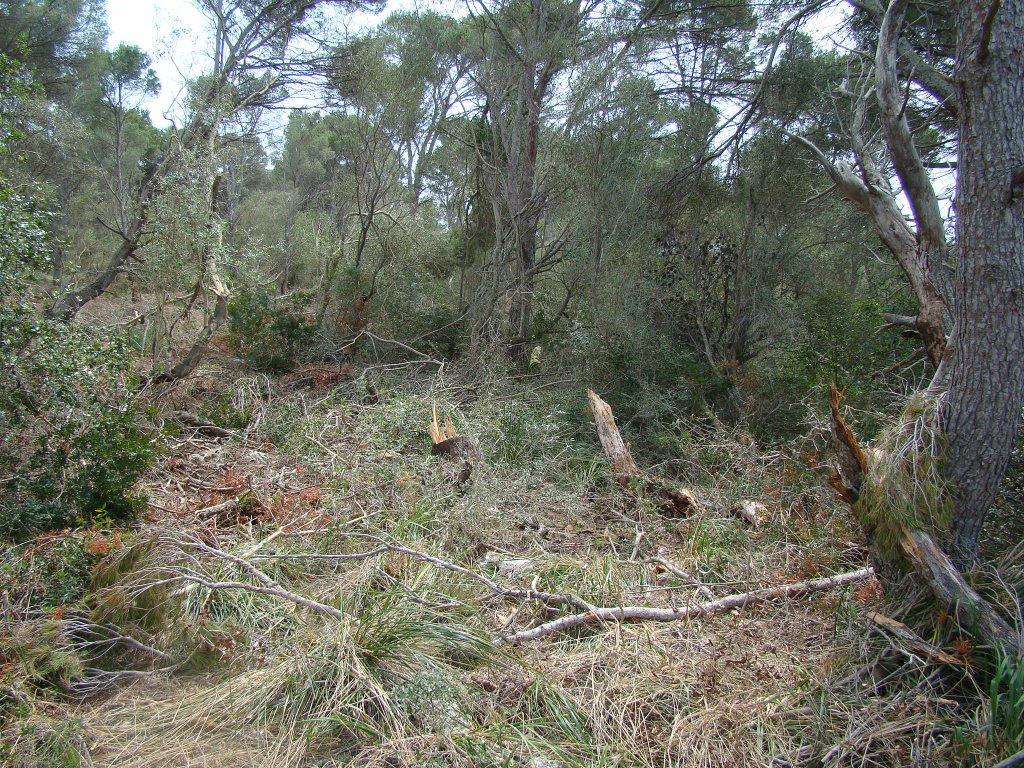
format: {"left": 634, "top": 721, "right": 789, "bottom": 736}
{"left": 791, "top": 0, "right": 1022, "bottom": 652}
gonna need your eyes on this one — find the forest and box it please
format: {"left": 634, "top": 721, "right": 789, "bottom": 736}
{"left": 1, "top": 0, "right": 1022, "bottom": 765}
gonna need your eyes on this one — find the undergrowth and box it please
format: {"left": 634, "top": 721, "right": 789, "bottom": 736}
{"left": 1, "top": 366, "right": 1019, "bottom": 767}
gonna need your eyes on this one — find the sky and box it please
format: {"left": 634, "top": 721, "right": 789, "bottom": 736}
{"left": 105, "top": 0, "right": 209, "bottom": 126}
{"left": 102, "top": 0, "right": 414, "bottom": 128}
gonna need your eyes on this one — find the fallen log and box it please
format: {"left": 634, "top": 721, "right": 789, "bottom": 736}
{"left": 587, "top": 389, "right": 699, "bottom": 517}
{"left": 171, "top": 410, "right": 233, "bottom": 438}
{"left": 502, "top": 567, "right": 875, "bottom": 643}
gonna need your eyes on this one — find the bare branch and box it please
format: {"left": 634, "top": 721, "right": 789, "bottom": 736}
{"left": 876, "top": 0, "right": 947, "bottom": 254}
{"left": 502, "top": 568, "right": 875, "bottom": 644}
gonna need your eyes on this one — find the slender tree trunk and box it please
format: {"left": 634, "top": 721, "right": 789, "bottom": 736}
{"left": 942, "top": 0, "right": 1024, "bottom": 565}
{"left": 508, "top": 49, "right": 543, "bottom": 369}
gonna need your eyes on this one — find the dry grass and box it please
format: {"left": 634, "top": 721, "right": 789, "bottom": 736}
{"left": 2, "top": 364, "right": 1015, "bottom": 767}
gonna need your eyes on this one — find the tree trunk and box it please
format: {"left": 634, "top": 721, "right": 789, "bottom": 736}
{"left": 942, "top": 0, "right": 1024, "bottom": 565}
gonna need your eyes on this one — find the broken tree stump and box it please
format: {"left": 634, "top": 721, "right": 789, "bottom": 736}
{"left": 586, "top": 389, "right": 700, "bottom": 517}
{"left": 429, "top": 404, "right": 483, "bottom": 483}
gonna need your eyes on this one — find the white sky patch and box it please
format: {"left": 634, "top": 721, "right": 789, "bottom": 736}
{"left": 101, "top": 0, "right": 428, "bottom": 128}
{"left": 105, "top": 0, "right": 209, "bottom": 126}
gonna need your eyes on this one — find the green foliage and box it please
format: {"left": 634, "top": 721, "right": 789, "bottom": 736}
{"left": 0, "top": 176, "right": 153, "bottom": 541}
{"left": 855, "top": 393, "right": 953, "bottom": 560}
{"left": 0, "top": 50, "right": 31, "bottom": 146}
{"left": 228, "top": 287, "right": 317, "bottom": 372}
{"left": 986, "top": 643, "right": 1024, "bottom": 755}
{"left": 580, "top": 323, "right": 733, "bottom": 457}
{"left": 5, "top": 407, "right": 153, "bottom": 539}
{"left": 1, "top": 534, "right": 96, "bottom": 609}
{"left": 753, "top": 288, "right": 918, "bottom": 441}
{"left": 99, "top": 43, "right": 159, "bottom": 110}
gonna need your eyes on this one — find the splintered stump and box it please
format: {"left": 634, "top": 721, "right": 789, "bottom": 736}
{"left": 586, "top": 389, "right": 699, "bottom": 517}
{"left": 826, "top": 385, "right": 1022, "bottom": 659}
{"left": 429, "top": 405, "right": 482, "bottom": 484}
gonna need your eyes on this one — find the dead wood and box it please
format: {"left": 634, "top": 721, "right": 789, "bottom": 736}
{"left": 729, "top": 499, "right": 766, "bottom": 527}
{"left": 282, "top": 363, "right": 354, "bottom": 390}
{"left": 171, "top": 411, "right": 233, "bottom": 438}
{"left": 899, "top": 528, "right": 1021, "bottom": 657}
{"left": 587, "top": 388, "right": 639, "bottom": 475}
{"left": 828, "top": 385, "right": 867, "bottom": 503}
{"left": 195, "top": 496, "right": 241, "bottom": 520}
{"left": 993, "top": 748, "right": 1024, "bottom": 768}
{"left": 587, "top": 389, "right": 700, "bottom": 517}
{"left": 866, "top": 610, "right": 964, "bottom": 666}
{"left": 648, "top": 557, "right": 714, "bottom": 599}
{"left": 502, "top": 567, "right": 875, "bottom": 643}
{"left": 429, "top": 404, "right": 483, "bottom": 464}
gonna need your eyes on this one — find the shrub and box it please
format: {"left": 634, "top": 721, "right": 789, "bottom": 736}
{"left": 228, "top": 287, "right": 317, "bottom": 372}
{"left": 0, "top": 178, "right": 154, "bottom": 541}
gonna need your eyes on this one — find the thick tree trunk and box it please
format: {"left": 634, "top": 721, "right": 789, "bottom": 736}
{"left": 942, "top": 0, "right": 1024, "bottom": 565}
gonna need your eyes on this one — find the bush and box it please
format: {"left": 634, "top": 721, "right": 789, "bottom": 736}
{"left": 0, "top": 178, "right": 154, "bottom": 541}
{"left": 578, "top": 324, "right": 733, "bottom": 459}
{"left": 228, "top": 287, "right": 317, "bottom": 372}
{"left": 750, "top": 289, "right": 918, "bottom": 442}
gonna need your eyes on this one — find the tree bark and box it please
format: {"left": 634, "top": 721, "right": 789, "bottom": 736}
{"left": 942, "top": 0, "right": 1024, "bottom": 565}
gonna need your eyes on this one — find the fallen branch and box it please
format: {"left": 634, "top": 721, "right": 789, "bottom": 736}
{"left": 502, "top": 567, "right": 875, "bottom": 644}
{"left": 253, "top": 534, "right": 596, "bottom": 613}
{"left": 70, "top": 664, "right": 182, "bottom": 697}
{"left": 866, "top": 609, "right": 964, "bottom": 666}
{"left": 648, "top": 557, "right": 714, "bottom": 600}
{"left": 171, "top": 411, "right": 233, "bottom": 438}
{"left": 59, "top": 614, "right": 171, "bottom": 662}
{"left": 196, "top": 496, "right": 242, "bottom": 520}
{"left": 161, "top": 535, "right": 346, "bottom": 620}
{"left": 163, "top": 532, "right": 594, "bottom": 620}
{"left": 993, "top": 748, "right": 1024, "bottom": 768}
{"left": 899, "top": 528, "right": 1021, "bottom": 657}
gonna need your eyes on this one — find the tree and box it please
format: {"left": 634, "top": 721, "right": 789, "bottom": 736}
{"left": 97, "top": 43, "right": 159, "bottom": 233}
{"left": 0, "top": 0, "right": 105, "bottom": 98}
{"left": 47, "top": 0, "right": 375, "bottom": 324}
{"left": 469, "top": 0, "right": 593, "bottom": 366}
{"left": 791, "top": 0, "right": 1022, "bottom": 648}
{"left": 942, "top": 0, "right": 1024, "bottom": 564}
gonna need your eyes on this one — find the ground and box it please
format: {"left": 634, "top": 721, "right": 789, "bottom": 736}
{"left": 3, "top": 352, "right": 1016, "bottom": 767}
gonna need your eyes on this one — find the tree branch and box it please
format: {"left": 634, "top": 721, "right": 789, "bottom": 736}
{"left": 502, "top": 568, "right": 875, "bottom": 643}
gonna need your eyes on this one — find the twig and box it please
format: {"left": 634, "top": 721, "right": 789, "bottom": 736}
{"left": 254, "top": 534, "right": 596, "bottom": 613}
{"left": 502, "top": 568, "right": 875, "bottom": 644}
{"left": 648, "top": 557, "right": 715, "bottom": 600}
{"left": 196, "top": 496, "right": 242, "bottom": 519}
{"left": 165, "top": 535, "right": 346, "bottom": 620}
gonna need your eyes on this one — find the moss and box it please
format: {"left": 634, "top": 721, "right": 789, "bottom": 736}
{"left": 854, "top": 392, "right": 954, "bottom": 562}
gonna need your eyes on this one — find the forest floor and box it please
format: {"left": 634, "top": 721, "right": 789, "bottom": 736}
{"left": 5, "top": 348, "right": 1018, "bottom": 767}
